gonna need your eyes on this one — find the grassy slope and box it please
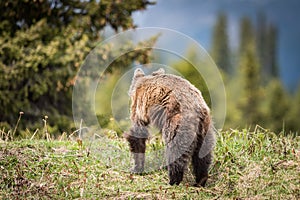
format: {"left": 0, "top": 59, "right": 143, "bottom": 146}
{"left": 0, "top": 129, "right": 299, "bottom": 199}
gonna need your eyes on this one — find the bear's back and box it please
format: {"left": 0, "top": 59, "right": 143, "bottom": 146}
{"left": 134, "top": 73, "right": 209, "bottom": 113}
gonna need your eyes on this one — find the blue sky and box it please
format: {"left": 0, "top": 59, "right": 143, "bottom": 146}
{"left": 133, "top": 0, "right": 300, "bottom": 91}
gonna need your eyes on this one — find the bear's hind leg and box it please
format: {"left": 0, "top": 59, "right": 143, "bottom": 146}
{"left": 193, "top": 124, "right": 215, "bottom": 187}
{"left": 165, "top": 121, "right": 195, "bottom": 185}
{"left": 167, "top": 154, "right": 190, "bottom": 185}
{"left": 192, "top": 150, "right": 212, "bottom": 187}
{"left": 165, "top": 135, "right": 191, "bottom": 185}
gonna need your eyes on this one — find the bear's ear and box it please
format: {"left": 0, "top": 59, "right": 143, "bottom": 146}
{"left": 129, "top": 68, "right": 144, "bottom": 96}
{"left": 152, "top": 68, "right": 165, "bottom": 76}
{"left": 133, "top": 68, "right": 145, "bottom": 79}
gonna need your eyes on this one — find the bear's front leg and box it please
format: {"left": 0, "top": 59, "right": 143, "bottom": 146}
{"left": 132, "top": 152, "right": 145, "bottom": 173}
{"left": 124, "top": 124, "right": 149, "bottom": 173}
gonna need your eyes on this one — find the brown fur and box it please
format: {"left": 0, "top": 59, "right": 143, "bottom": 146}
{"left": 125, "top": 68, "right": 215, "bottom": 186}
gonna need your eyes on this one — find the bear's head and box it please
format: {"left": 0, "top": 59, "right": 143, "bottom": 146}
{"left": 128, "top": 68, "right": 165, "bottom": 96}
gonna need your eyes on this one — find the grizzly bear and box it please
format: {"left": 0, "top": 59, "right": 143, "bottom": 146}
{"left": 124, "top": 68, "right": 215, "bottom": 186}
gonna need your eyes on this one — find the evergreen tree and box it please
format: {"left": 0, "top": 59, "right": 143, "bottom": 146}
{"left": 256, "top": 12, "right": 268, "bottom": 79}
{"left": 239, "top": 17, "right": 253, "bottom": 55}
{"left": 0, "top": 0, "right": 156, "bottom": 133}
{"left": 211, "top": 13, "right": 231, "bottom": 74}
{"left": 238, "top": 18, "right": 262, "bottom": 126}
{"left": 286, "top": 85, "right": 300, "bottom": 134}
{"left": 265, "top": 79, "right": 289, "bottom": 133}
{"left": 256, "top": 13, "right": 279, "bottom": 81}
{"left": 266, "top": 25, "right": 279, "bottom": 78}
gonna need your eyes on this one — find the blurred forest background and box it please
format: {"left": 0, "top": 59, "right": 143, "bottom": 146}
{"left": 0, "top": 0, "right": 299, "bottom": 138}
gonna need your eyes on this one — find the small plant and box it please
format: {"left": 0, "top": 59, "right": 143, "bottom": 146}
{"left": 43, "top": 115, "right": 51, "bottom": 141}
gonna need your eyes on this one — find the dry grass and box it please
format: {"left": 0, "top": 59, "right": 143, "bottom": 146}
{"left": 0, "top": 128, "right": 299, "bottom": 199}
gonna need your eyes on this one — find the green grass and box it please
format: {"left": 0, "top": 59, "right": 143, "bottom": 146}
{"left": 0, "top": 128, "right": 299, "bottom": 199}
